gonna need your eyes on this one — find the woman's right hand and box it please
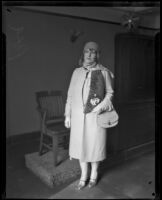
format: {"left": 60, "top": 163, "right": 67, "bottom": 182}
{"left": 64, "top": 117, "right": 71, "bottom": 128}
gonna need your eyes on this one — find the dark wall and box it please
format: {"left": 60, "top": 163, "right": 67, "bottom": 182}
{"left": 5, "top": 8, "right": 156, "bottom": 137}
{"left": 5, "top": 9, "right": 118, "bottom": 136}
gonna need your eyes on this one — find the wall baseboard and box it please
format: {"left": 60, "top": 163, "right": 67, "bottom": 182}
{"left": 7, "top": 130, "right": 155, "bottom": 165}
{"left": 6, "top": 131, "right": 40, "bottom": 146}
{"left": 101, "top": 140, "right": 155, "bottom": 169}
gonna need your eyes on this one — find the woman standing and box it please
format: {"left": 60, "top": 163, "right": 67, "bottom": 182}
{"left": 64, "top": 41, "right": 114, "bottom": 190}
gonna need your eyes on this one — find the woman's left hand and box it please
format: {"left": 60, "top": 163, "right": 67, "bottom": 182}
{"left": 106, "top": 100, "right": 114, "bottom": 111}
{"left": 92, "top": 103, "right": 103, "bottom": 114}
{"left": 92, "top": 100, "right": 113, "bottom": 114}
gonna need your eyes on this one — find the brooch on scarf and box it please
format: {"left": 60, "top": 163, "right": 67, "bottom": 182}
{"left": 90, "top": 94, "right": 100, "bottom": 106}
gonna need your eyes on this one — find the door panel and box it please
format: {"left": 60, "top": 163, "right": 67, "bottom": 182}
{"left": 113, "top": 33, "right": 155, "bottom": 152}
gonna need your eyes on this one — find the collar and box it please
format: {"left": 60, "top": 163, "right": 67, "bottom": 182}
{"left": 83, "top": 63, "right": 100, "bottom": 71}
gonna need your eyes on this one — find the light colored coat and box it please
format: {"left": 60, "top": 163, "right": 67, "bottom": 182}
{"left": 65, "top": 64, "right": 114, "bottom": 162}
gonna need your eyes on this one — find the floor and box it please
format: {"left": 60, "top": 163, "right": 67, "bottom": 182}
{"left": 6, "top": 139, "right": 156, "bottom": 199}
{"left": 49, "top": 152, "right": 156, "bottom": 199}
{"left": 6, "top": 139, "right": 78, "bottom": 199}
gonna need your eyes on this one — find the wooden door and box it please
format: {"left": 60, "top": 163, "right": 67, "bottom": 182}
{"left": 114, "top": 33, "right": 155, "bottom": 151}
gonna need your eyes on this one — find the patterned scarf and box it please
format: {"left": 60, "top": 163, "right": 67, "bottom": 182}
{"left": 83, "top": 69, "right": 105, "bottom": 114}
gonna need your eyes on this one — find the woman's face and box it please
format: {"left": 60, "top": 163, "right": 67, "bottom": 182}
{"left": 83, "top": 48, "right": 97, "bottom": 64}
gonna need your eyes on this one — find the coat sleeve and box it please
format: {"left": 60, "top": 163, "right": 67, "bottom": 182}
{"left": 99, "top": 69, "right": 114, "bottom": 111}
{"left": 64, "top": 69, "right": 77, "bottom": 117}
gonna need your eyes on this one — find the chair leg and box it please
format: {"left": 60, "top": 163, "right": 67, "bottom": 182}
{"left": 52, "top": 135, "right": 58, "bottom": 167}
{"left": 39, "top": 131, "right": 44, "bottom": 156}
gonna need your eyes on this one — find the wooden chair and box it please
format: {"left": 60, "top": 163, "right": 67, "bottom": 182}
{"left": 35, "top": 90, "right": 69, "bottom": 167}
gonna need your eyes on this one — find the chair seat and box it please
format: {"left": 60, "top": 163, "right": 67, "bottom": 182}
{"left": 46, "top": 122, "right": 69, "bottom": 135}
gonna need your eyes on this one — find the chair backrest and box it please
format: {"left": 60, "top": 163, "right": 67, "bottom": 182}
{"left": 35, "top": 90, "right": 64, "bottom": 121}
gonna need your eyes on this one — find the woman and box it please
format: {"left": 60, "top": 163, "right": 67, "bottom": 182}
{"left": 64, "top": 41, "right": 114, "bottom": 190}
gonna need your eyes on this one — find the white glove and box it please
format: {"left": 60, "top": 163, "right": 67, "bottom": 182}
{"left": 91, "top": 104, "right": 103, "bottom": 114}
{"left": 92, "top": 100, "right": 113, "bottom": 114}
{"left": 105, "top": 100, "right": 114, "bottom": 111}
{"left": 64, "top": 117, "right": 71, "bottom": 128}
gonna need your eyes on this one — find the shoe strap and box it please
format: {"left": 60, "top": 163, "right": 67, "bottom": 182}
{"left": 80, "top": 179, "right": 87, "bottom": 183}
{"left": 90, "top": 178, "right": 97, "bottom": 182}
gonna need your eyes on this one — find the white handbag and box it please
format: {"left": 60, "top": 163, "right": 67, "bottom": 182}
{"left": 97, "top": 109, "right": 119, "bottom": 128}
